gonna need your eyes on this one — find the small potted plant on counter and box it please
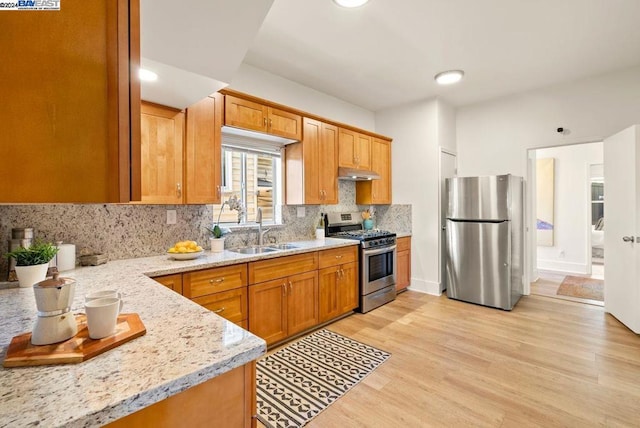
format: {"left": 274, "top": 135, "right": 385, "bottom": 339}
{"left": 6, "top": 240, "right": 59, "bottom": 288}
{"left": 205, "top": 195, "right": 244, "bottom": 253}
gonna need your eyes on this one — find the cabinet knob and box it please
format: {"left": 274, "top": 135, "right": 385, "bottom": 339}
{"left": 269, "top": 118, "right": 273, "bottom": 128}
{"left": 263, "top": 117, "right": 267, "bottom": 127}
{"left": 209, "top": 277, "right": 224, "bottom": 284}
{"left": 282, "top": 283, "right": 286, "bottom": 296}
{"left": 289, "top": 280, "right": 293, "bottom": 294}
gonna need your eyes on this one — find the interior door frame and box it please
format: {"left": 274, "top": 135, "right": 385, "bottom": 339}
{"left": 524, "top": 138, "right": 603, "bottom": 293}
{"left": 439, "top": 147, "right": 457, "bottom": 293}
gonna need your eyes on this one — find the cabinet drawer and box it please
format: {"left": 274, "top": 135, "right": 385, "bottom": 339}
{"left": 184, "top": 264, "right": 248, "bottom": 298}
{"left": 249, "top": 252, "right": 318, "bottom": 284}
{"left": 397, "top": 236, "right": 411, "bottom": 252}
{"left": 192, "top": 288, "right": 247, "bottom": 324}
{"left": 318, "top": 245, "right": 358, "bottom": 269}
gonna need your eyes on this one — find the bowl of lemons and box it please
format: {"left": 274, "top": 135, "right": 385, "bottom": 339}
{"left": 167, "top": 241, "right": 204, "bottom": 260}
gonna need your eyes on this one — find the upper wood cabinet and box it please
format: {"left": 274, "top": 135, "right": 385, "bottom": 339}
{"left": 356, "top": 138, "right": 392, "bottom": 204}
{"left": 338, "top": 128, "right": 371, "bottom": 170}
{"left": 225, "top": 95, "right": 302, "bottom": 140}
{"left": 140, "top": 103, "right": 184, "bottom": 204}
{"left": 285, "top": 118, "right": 338, "bottom": 205}
{"left": 185, "top": 93, "right": 223, "bottom": 204}
{"left": 0, "top": 0, "right": 141, "bottom": 203}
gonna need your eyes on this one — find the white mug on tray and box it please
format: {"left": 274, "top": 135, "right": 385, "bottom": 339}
{"left": 84, "top": 297, "right": 124, "bottom": 339}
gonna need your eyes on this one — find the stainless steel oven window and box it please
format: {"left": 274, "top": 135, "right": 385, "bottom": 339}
{"left": 362, "top": 245, "right": 397, "bottom": 294}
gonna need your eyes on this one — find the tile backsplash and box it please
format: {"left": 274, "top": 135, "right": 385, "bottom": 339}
{"left": 0, "top": 181, "right": 411, "bottom": 279}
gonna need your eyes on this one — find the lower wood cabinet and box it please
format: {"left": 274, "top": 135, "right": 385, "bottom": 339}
{"left": 154, "top": 273, "right": 183, "bottom": 295}
{"left": 248, "top": 271, "right": 318, "bottom": 346}
{"left": 318, "top": 261, "right": 358, "bottom": 323}
{"left": 396, "top": 236, "right": 412, "bottom": 291}
{"left": 106, "top": 362, "right": 255, "bottom": 428}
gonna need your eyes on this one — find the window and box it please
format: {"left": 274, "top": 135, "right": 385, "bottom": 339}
{"left": 212, "top": 146, "right": 282, "bottom": 225}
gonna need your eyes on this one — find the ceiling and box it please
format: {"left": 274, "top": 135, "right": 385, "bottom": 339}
{"left": 243, "top": 0, "right": 640, "bottom": 111}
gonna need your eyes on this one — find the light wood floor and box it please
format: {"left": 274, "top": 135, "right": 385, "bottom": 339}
{"left": 531, "top": 268, "right": 605, "bottom": 307}
{"left": 259, "top": 291, "right": 640, "bottom": 428}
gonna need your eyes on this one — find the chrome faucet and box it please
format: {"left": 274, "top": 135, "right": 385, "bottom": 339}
{"left": 256, "top": 207, "right": 271, "bottom": 246}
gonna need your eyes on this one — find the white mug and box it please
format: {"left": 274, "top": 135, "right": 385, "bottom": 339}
{"left": 85, "top": 297, "right": 124, "bottom": 339}
{"left": 86, "top": 289, "right": 122, "bottom": 302}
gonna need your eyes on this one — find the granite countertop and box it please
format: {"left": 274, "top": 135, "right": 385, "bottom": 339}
{"left": 0, "top": 238, "right": 358, "bottom": 427}
{"left": 395, "top": 232, "right": 412, "bottom": 238}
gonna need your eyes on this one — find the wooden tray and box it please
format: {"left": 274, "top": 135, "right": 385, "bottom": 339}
{"left": 3, "top": 313, "right": 146, "bottom": 367}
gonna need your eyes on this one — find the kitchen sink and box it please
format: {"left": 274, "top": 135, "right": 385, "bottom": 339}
{"left": 230, "top": 246, "right": 280, "bottom": 255}
{"left": 267, "top": 243, "right": 300, "bottom": 250}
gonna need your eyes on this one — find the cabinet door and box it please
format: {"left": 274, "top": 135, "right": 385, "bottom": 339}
{"left": 268, "top": 107, "right": 302, "bottom": 140}
{"left": 371, "top": 138, "right": 391, "bottom": 203}
{"left": 396, "top": 237, "right": 411, "bottom": 291}
{"left": 338, "top": 128, "right": 357, "bottom": 168}
{"left": 185, "top": 93, "right": 222, "bottom": 204}
{"left": 249, "top": 279, "right": 287, "bottom": 345}
{"left": 287, "top": 271, "right": 319, "bottom": 336}
{"left": 318, "top": 266, "right": 341, "bottom": 323}
{"left": 320, "top": 123, "right": 339, "bottom": 204}
{"left": 356, "top": 133, "right": 371, "bottom": 170}
{"left": 338, "top": 262, "right": 359, "bottom": 314}
{"left": 224, "top": 95, "right": 267, "bottom": 133}
{"left": 140, "top": 102, "right": 184, "bottom": 204}
{"left": 153, "top": 274, "right": 183, "bottom": 295}
{"left": 302, "top": 118, "right": 322, "bottom": 204}
{"left": 0, "top": 0, "right": 139, "bottom": 203}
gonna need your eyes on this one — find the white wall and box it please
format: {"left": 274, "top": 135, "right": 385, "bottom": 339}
{"left": 230, "top": 63, "right": 376, "bottom": 131}
{"left": 376, "top": 98, "right": 455, "bottom": 295}
{"left": 456, "top": 65, "right": 640, "bottom": 178}
{"left": 535, "top": 142, "right": 603, "bottom": 274}
{"left": 456, "top": 64, "right": 640, "bottom": 285}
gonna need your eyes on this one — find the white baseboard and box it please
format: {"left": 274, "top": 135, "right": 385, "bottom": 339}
{"left": 407, "top": 278, "right": 441, "bottom": 296}
{"left": 537, "top": 259, "right": 589, "bottom": 275}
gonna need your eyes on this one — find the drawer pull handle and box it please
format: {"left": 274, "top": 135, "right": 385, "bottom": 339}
{"left": 209, "top": 277, "right": 225, "bottom": 284}
{"left": 213, "top": 307, "right": 225, "bottom": 314}
{"left": 335, "top": 255, "right": 343, "bottom": 259}
{"left": 282, "top": 283, "right": 286, "bottom": 296}
{"left": 289, "top": 281, "right": 293, "bottom": 294}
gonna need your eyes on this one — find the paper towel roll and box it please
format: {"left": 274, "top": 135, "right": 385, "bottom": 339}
{"left": 57, "top": 244, "right": 76, "bottom": 272}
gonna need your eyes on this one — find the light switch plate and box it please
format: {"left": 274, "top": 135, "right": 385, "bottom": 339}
{"left": 166, "top": 210, "right": 177, "bottom": 225}
{"left": 297, "top": 207, "right": 306, "bottom": 218}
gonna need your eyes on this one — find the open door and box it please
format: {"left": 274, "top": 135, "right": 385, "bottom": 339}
{"left": 604, "top": 125, "right": 640, "bottom": 333}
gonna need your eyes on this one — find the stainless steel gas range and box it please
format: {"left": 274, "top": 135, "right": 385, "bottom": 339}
{"left": 325, "top": 212, "right": 397, "bottom": 313}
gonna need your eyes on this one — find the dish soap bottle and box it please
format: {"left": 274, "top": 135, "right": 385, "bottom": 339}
{"left": 316, "top": 213, "right": 325, "bottom": 241}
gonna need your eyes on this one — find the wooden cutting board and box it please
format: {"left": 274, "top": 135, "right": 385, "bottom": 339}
{"left": 3, "top": 313, "right": 146, "bottom": 367}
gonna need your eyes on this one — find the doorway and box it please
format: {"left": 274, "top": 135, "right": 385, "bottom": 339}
{"left": 527, "top": 142, "right": 605, "bottom": 306}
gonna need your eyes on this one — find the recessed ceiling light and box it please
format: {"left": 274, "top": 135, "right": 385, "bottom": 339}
{"left": 333, "top": 0, "right": 369, "bottom": 8}
{"left": 434, "top": 70, "right": 464, "bottom": 85}
{"left": 139, "top": 68, "right": 158, "bottom": 82}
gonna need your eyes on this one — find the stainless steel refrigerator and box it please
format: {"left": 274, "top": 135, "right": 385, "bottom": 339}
{"left": 445, "top": 174, "right": 524, "bottom": 310}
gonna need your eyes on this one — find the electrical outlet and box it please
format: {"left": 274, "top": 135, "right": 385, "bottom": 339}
{"left": 166, "top": 210, "right": 177, "bottom": 225}
{"left": 297, "top": 207, "right": 306, "bottom": 218}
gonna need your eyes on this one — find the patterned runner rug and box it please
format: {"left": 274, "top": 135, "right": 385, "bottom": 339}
{"left": 256, "top": 329, "right": 391, "bottom": 428}
{"left": 557, "top": 275, "right": 604, "bottom": 301}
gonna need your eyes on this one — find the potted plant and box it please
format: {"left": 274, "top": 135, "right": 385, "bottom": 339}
{"left": 205, "top": 195, "right": 244, "bottom": 252}
{"left": 6, "top": 241, "right": 59, "bottom": 288}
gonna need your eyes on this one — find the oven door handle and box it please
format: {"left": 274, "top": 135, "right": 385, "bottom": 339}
{"left": 363, "top": 244, "right": 397, "bottom": 256}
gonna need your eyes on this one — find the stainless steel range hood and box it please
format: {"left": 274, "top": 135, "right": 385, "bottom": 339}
{"left": 338, "top": 167, "right": 381, "bottom": 181}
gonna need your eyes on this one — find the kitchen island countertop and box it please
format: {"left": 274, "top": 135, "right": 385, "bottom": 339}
{"left": 0, "top": 238, "right": 358, "bottom": 427}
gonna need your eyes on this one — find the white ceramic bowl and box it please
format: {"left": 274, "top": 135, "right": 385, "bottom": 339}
{"left": 168, "top": 250, "right": 204, "bottom": 260}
